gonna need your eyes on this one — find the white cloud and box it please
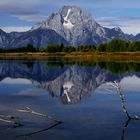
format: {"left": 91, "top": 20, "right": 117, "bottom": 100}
{"left": 1, "top": 0, "right": 140, "bottom": 17}
{"left": 96, "top": 16, "right": 140, "bottom": 35}
{"left": 16, "top": 88, "right": 46, "bottom": 96}
{"left": 0, "top": 0, "right": 41, "bottom": 15}
{"left": 1, "top": 0, "right": 140, "bottom": 35}
{"left": 121, "top": 75, "right": 140, "bottom": 85}
{"left": 12, "top": 15, "right": 47, "bottom": 22}
{"left": 0, "top": 0, "right": 52, "bottom": 22}
{"left": 120, "top": 75, "right": 140, "bottom": 91}
{"left": 1, "top": 77, "right": 31, "bottom": 84}
{"left": 1, "top": 26, "right": 31, "bottom": 33}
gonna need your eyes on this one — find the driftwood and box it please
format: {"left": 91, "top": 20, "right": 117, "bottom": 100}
{"left": 0, "top": 115, "right": 23, "bottom": 128}
{"left": 109, "top": 81, "right": 140, "bottom": 120}
{"left": 108, "top": 81, "right": 140, "bottom": 140}
{"left": 16, "top": 107, "right": 62, "bottom": 137}
{"left": 16, "top": 121, "right": 62, "bottom": 137}
{"left": 121, "top": 118, "right": 131, "bottom": 140}
{"left": 0, "top": 107, "right": 62, "bottom": 137}
{"left": 17, "top": 107, "right": 62, "bottom": 123}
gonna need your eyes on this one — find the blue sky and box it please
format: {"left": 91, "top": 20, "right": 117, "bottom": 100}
{"left": 1, "top": 0, "right": 140, "bottom": 34}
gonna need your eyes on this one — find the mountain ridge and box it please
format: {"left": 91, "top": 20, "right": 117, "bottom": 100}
{"left": 0, "top": 5, "right": 140, "bottom": 48}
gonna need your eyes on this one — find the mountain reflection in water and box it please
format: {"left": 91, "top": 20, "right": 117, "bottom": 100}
{"left": 0, "top": 60, "right": 140, "bottom": 104}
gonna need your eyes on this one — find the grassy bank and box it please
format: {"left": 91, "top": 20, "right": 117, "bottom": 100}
{"left": 68, "top": 52, "right": 140, "bottom": 61}
{"left": 0, "top": 52, "right": 140, "bottom": 61}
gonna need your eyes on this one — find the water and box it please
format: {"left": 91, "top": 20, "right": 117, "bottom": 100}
{"left": 0, "top": 59, "right": 140, "bottom": 140}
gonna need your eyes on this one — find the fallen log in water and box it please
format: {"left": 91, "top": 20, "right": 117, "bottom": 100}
{"left": 0, "top": 115, "right": 23, "bottom": 128}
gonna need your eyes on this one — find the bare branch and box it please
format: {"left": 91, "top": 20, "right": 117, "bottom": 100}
{"left": 108, "top": 81, "right": 140, "bottom": 120}
{"left": 16, "top": 121, "right": 62, "bottom": 137}
{"left": 17, "top": 107, "right": 62, "bottom": 123}
{"left": 121, "top": 118, "right": 131, "bottom": 140}
{"left": 0, "top": 115, "right": 23, "bottom": 128}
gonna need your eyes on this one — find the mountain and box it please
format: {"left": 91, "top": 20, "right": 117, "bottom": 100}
{"left": 9, "top": 29, "right": 68, "bottom": 48}
{"left": 132, "top": 33, "right": 140, "bottom": 41}
{"left": 0, "top": 29, "right": 9, "bottom": 48}
{"left": 0, "top": 5, "right": 140, "bottom": 48}
{"left": 0, "top": 28, "right": 68, "bottom": 49}
{"left": 31, "top": 6, "right": 127, "bottom": 46}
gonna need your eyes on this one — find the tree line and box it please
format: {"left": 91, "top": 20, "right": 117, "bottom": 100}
{"left": 1, "top": 39, "right": 140, "bottom": 53}
{"left": 97, "top": 39, "right": 140, "bottom": 52}
{"left": 22, "top": 59, "right": 140, "bottom": 74}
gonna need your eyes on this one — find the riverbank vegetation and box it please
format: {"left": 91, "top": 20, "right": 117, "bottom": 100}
{"left": 0, "top": 39, "right": 140, "bottom": 61}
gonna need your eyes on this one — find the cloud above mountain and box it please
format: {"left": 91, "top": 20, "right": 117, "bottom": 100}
{"left": 1, "top": 26, "right": 31, "bottom": 33}
{"left": 0, "top": 0, "right": 41, "bottom": 15}
{"left": 97, "top": 16, "right": 140, "bottom": 35}
{"left": 1, "top": 0, "right": 140, "bottom": 18}
{"left": 0, "top": 0, "right": 140, "bottom": 34}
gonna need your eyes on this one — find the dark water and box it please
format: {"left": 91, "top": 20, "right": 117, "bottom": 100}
{"left": 0, "top": 59, "right": 140, "bottom": 140}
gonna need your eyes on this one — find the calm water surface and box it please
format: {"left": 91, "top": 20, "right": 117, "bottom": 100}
{"left": 0, "top": 59, "right": 140, "bottom": 140}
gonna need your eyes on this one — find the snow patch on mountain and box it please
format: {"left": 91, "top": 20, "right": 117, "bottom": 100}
{"left": 63, "top": 9, "right": 74, "bottom": 29}
{"left": 0, "top": 5, "right": 138, "bottom": 48}
{"left": 63, "top": 82, "right": 74, "bottom": 102}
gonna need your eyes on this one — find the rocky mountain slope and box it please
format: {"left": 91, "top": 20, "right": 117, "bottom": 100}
{"left": 0, "top": 6, "right": 140, "bottom": 48}
{"left": 32, "top": 6, "right": 127, "bottom": 46}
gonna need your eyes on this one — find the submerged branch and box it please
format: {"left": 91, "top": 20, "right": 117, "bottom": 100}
{"left": 121, "top": 118, "right": 131, "bottom": 140}
{"left": 17, "top": 107, "right": 62, "bottom": 123}
{"left": 0, "top": 107, "right": 62, "bottom": 131}
{"left": 16, "top": 107, "right": 62, "bottom": 137}
{"left": 108, "top": 81, "right": 140, "bottom": 140}
{"left": 0, "top": 107, "right": 62, "bottom": 137}
{"left": 0, "top": 115, "right": 23, "bottom": 128}
{"left": 109, "top": 81, "right": 140, "bottom": 120}
{"left": 16, "top": 121, "right": 62, "bottom": 137}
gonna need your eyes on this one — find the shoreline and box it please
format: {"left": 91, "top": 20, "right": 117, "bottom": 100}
{"left": 0, "top": 52, "right": 140, "bottom": 61}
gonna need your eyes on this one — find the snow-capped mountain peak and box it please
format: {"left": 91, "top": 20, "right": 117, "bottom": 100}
{"left": 31, "top": 5, "right": 127, "bottom": 46}
{"left": 0, "top": 5, "right": 138, "bottom": 48}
